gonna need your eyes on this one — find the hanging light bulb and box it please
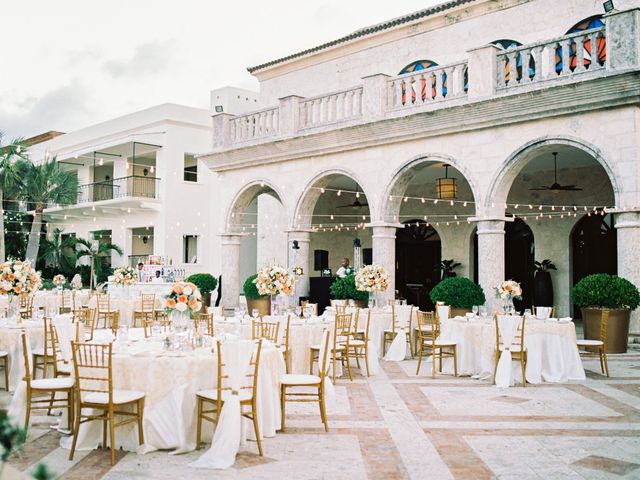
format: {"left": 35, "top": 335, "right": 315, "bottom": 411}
{"left": 337, "top": 190, "right": 341, "bottom": 196}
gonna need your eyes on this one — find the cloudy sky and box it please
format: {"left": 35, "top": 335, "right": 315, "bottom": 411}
{"left": 0, "top": 0, "right": 441, "bottom": 140}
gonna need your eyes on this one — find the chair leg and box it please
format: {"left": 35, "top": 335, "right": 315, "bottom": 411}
{"left": 431, "top": 349, "right": 436, "bottom": 379}
{"left": 137, "top": 399, "right": 144, "bottom": 446}
{"left": 365, "top": 348, "right": 370, "bottom": 377}
{"left": 332, "top": 352, "right": 337, "bottom": 384}
{"left": 602, "top": 348, "right": 610, "bottom": 377}
{"left": 102, "top": 415, "right": 107, "bottom": 450}
{"left": 438, "top": 350, "right": 443, "bottom": 373}
{"left": 354, "top": 349, "right": 361, "bottom": 370}
{"left": 345, "top": 350, "right": 353, "bottom": 381}
{"left": 319, "top": 387, "right": 328, "bottom": 432}
{"left": 46, "top": 392, "right": 56, "bottom": 415}
{"left": 416, "top": 343, "right": 423, "bottom": 375}
{"left": 252, "top": 401, "right": 263, "bottom": 456}
{"left": 3, "top": 358, "right": 7, "bottom": 391}
{"left": 453, "top": 348, "right": 458, "bottom": 377}
{"left": 24, "top": 393, "right": 31, "bottom": 430}
{"left": 196, "top": 398, "right": 203, "bottom": 449}
{"left": 109, "top": 407, "right": 116, "bottom": 465}
{"left": 69, "top": 401, "right": 81, "bottom": 461}
{"left": 521, "top": 356, "right": 527, "bottom": 387}
{"left": 309, "top": 350, "right": 314, "bottom": 375}
{"left": 280, "top": 385, "right": 286, "bottom": 432}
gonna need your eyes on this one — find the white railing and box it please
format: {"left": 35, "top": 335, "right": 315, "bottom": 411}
{"left": 497, "top": 26, "right": 606, "bottom": 89}
{"left": 229, "top": 107, "right": 279, "bottom": 143}
{"left": 386, "top": 61, "right": 468, "bottom": 110}
{"left": 298, "top": 86, "right": 363, "bottom": 129}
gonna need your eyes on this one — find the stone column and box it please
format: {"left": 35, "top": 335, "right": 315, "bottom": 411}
{"left": 615, "top": 211, "right": 640, "bottom": 335}
{"left": 475, "top": 220, "right": 506, "bottom": 312}
{"left": 287, "top": 230, "right": 311, "bottom": 305}
{"left": 220, "top": 233, "right": 243, "bottom": 311}
{"left": 605, "top": 8, "right": 640, "bottom": 71}
{"left": 466, "top": 44, "right": 500, "bottom": 100}
{"left": 371, "top": 223, "right": 399, "bottom": 303}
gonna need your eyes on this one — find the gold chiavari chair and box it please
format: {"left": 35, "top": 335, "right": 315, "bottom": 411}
{"left": 335, "top": 304, "right": 347, "bottom": 315}
{"left": 32, "top": 316, "right": 53, "bottom": 379}
{"left": 251, "top": 317, "right": 280, "bottom": 343}
{"left": 309, "top": 313, "right": 353, "bottom": 383}
{"left": 19, "top": 293, "right": 34, "bottom": 319}
{"left": 382, "top": 302, "right": 399, "bottom": 355}
{"left": 69, "top": 341, "right": 145, "bottom": 465}
{"left": 281, "top": 328, "right": 330, "bottom": 432}
{"left": 0, "top": 349, "right": 6, "bottom": 391}
{"left": 348, "top": 308, "right": 373, "bottom": 376}
{"left": 276, "top": 315, "right": 292, "bottom": 373}
{"left": 132, "top": 294, "right": 156, "bottom": 328}
{"left": 532, "top": 306, "right": 556, "bottom": 318}
{"left": 413, "top": 309, "right": 435, "bottom": 356}
{"left": 194, "top": 312, "right": 215, "bottom": 337}
{"left": 300, "top": 301, "right": 318, "bottom": 316}
{"left": 195, "top": 339, "right": 264, "bottom": 454}
{"left": 59, "top": 289, "right": 73, "bottom": 314}
{"left": 576, "top": 309, "right": 610, "bottom": 377}
{"left": 96, "top": 294, "right": 119, "bottom": 331}
{"left": 75, "top": 307, "right": 97, "bottom": 341}
{"left": 71, "top": 291, "right": 86, "bottom": 318}
{"left": 49, "top": 323, "right": 73, "bottom": 378}
{"left": 493, "top": 314, "right": 527, "bottom": 386}
{"left": 20, "top": 332, "right": 75, "bottom": 430}
{"left": 415, "top": 310, "right": 458, "bottom": 377}
{"left": 405, "top": 306, "right": 415, "bottom": 357}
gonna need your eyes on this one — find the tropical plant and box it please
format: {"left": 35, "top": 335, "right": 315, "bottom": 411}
{"left": 75, "top": 238, "right": 123, "bottom": 290}
{"left": 534, "top": 259, "right": 557, "bottom": 273}
{"left": 0, "top": 133, "right": 28, "bottom": 263}
{"left": 430, "top": 277, "right": 486, "bottom": 308}
{"left": 243, "top": 273, "right": 264, "bottom": 299}
{"left": 38, "top": 228, "right": 76, "bottom": 273}
{"left": 186, "top": 273, "right": 218, "bottom": 296}
{"left": 22, "top": 158, "right": 79, "bottom": 263}
{"left": 571, "top": 274, "right": 640, "bottom": 311}
{"left": 440, "top": 259, "right": 461, "bottom": 279}
{"left": 330, "top": 274, "right": 369, "bottom": 301}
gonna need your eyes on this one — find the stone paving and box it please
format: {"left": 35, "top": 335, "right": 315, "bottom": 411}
{"left": 5, "top": 353, "right": 640, "bottom": 479}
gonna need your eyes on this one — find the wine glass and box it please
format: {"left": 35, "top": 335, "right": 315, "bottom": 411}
{"left": 472, "top": 305, "right": 479, "bottom": 317}
{"left": 295, "top": 306, "right": 302, "bottom": 317}
{"left": 251, "top": 308, "right": 259, "bottom": 320}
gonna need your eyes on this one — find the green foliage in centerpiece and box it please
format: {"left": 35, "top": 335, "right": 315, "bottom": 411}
{"left": 430, "top": 277, "right": 486, "bottom": 308}
{"left": 330, "top": 274, "right": 369, "bottom": 301}
{"left": 243, "top": 273, "right": 265, "bottom": 299}
{"left": 186, "top": 273, "right": 218, "bottom": 296}
{"left": 571, "top": 274, "right": 640, "bottom": 310}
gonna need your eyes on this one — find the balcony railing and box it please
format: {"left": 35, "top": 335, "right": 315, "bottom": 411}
{"left": 77, "top": 176, "right": 160, "bottom": 204}
{"left": 212, "top": 9, "right": 637, "bottom": 149}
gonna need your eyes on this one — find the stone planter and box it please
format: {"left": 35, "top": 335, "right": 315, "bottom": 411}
{"left": 581, "top": 307, "right": 630, "bottom": 354}
{"left": 353, "top": 299, "right": 368, "bottom": 309}
{"left": 247, "top": 296, "right": 271, "bottom": 317}
{"left": 450, "top": 307, "right": 471, "bottom": 318}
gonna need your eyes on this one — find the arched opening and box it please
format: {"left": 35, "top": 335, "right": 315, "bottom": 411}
{"left": 396, "top": 220, "right": 441, "bottom": 310}
{"left": 571, "top": 212, "right": 617, "bottom": 316}
{"left": 558, "top": 15, "right": 606, "bottom": 72}
{"left": 384, "top": 157, "right": 478, "bottom": 307}
{"left": 505, "top": 218, "right": 535, "bottom": 311}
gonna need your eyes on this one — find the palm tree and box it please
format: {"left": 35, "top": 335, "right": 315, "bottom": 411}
{"left": 38, "top": 227, "right": 77, "bottom": 273}
{"left": 75, "top": 238, "right": 123, "bottom": 290}
{"left": 22, "top": 158, "right": 79, "bottom": 263}
{"left": 0, "top": 133, "right": 28, "bottom": 262}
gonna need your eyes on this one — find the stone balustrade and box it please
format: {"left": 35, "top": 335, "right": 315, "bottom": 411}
{"left": 212, "top": 8, "right": 638, "bottom": 149}
{"left": 496, "top": 26, "right": 606, "bottom": 89}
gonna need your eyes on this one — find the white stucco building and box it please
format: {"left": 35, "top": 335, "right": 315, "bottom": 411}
{"left": 199, "top": 0, "right": 640, "bottom": 334}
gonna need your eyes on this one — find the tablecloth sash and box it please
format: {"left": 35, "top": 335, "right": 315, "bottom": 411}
{"left": 495, "top": 315, "right": 521, "bottom": 388}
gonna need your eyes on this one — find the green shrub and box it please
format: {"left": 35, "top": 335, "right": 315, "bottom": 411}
{"left": 186, "top": 273, "right": 218, "bottom": 295}
{"left": 330, "top": 275, "right": 369, "bottom": 301}
{"left": 430, "top": 277, "right": 486, "bottom": 308}
{"left": 243, "top": 273, "right": 265, "bottom": 299}
{"left": 571, "top": 273, "right": 640, "bottom": 310}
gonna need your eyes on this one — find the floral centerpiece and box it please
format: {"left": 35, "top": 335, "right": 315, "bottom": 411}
{"left": 355, "top": 264, "right": 389, "bottom": 292}
{"left": 53, "top": 274, "right": 66, "bottom": 289}
{"left": 0, "top": 259, "right": 42, "bottom": 298}
{"left": 113, "top": 266, "right": 137, "bottom": 286}
{"left": 495, "top": 280, "right": 522, "bottom": 314}
{"left": 254, "top": 266, "right": 296, "bottom": 296}
{"left": 164, "top": 281, "right": 202, "bottom": 319}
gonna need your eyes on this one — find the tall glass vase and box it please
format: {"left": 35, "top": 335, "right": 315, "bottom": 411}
{"left": 502, "top": 297, "right": 514, "bottom": 315}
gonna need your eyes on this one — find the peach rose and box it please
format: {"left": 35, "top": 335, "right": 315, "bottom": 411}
{"left": 177, "top": 295, "right": 187, "bottom": 304}
{"left": 187, "top": 299, "right": 198, "bottom": 310}
{"left": 173, "top": 285, "right": 184, "bottom": 294}
{"left": 166, "top": 298, "right": 176, "bottom": 309}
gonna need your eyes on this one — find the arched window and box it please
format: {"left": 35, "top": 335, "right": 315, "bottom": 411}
{"left": 398, "top": 60, "right": 444, "bottom": 104}
{"left": 493, "top": 39, "right": 537, "bottom": 84}
{"left": 556, "top": 15, "right": 606, "bottom": 72}
{"left": 399, "top": 60, "right": 438, "bottom": 74}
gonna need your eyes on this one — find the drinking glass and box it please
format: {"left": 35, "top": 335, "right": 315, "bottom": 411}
{"left": 295, "top": 306, "right": 302, "bottom": 317}
{"left": 368, "top": 298, "right": 374, "bottom": 309}
{"left": 251, "top": 308, "right": 259, "bottom": 319}
{"left": 472, "top": 305, "right": 479, "bottom": 316}
{"left": 524, "top": 308, "right": 531, "bottom": 318}
{"left": 479, "top": 306, "right": 488, "bottom": 319}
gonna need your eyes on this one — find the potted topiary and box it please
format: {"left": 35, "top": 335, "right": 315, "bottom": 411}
{"left": 533, "top": 259, "right": 556, "bottom": 307}
{"left": 186, "top": 273, "right": 218, "bottom": 308}
{"left": 571, "top": 273, "right": 640, "bottom": 353}
{"left": 330, "top": 275, "right": 369, "bottom": 308}
{"left": 243, "top": 273, "right": 270, "bottom": 316}
{"left": 429, "top": 277, "right": 486, "bottom": 317}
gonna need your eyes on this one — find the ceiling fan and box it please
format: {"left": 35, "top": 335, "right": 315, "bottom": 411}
{"left": 529, "top": 152, "right": 582, "bottom": 192}
{"left": 336, "top": 184, "right": 369, "bottom": 209}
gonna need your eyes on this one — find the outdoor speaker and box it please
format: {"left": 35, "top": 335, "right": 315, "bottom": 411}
{"left": 363, "top": 248, "right": 373, "bottom": 265}
{"left": 314, "top": 250, "right": 328, "bottom": 271}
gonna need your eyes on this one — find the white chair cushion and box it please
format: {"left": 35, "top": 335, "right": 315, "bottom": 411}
{"left": 57, "top": 363, "right": 72, "bottom": 374}
{"left": 31, "top": 377, "right": 74, "bottom": 390}
{"left": 196, "top": 389, "right": 253, "bottom": 402}
{"left": 32, "top": 347, "right": 49, "bottom": 357}
{"left": 577, "top": 339, "right": 604, "bottom": 346}
{"left": 435, "top": 339, "right": 456, "bottom": 347}
{"left": 498, "top": 345, "right": 525, "bottom": 352}
{"left": 0, "top": 350, "right": 7, "bottom": 357}
{"left": 310, "top": 344, "right": 345, "bottom": 352}
{"left": 414, "top": 325, "right": 435, "bottom": 331}
{"left": 280, "top": 373, "right": 321, "bottom": 386}
{"left": 84, "top": 389, "right": 145, "bottom": 405}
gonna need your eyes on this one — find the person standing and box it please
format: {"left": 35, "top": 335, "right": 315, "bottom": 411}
{"left": 136, "top": 262, "right": 145, "bottom": 282}
{"left": 336, "top": 258, "right": 352, "bottom": 278}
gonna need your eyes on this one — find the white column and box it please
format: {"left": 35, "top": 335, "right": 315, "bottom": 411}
{"left": 220, "top": 233, "right": 243, "bottom": 310}
{"left": 475, "top": 220, "right": 505, "bottom": 312}
{"left": 287, "top": 230, "right": 311, "bottom": 304}
{"left": 371, "top": 223, "right": 399, "bottom": 303}
{"left": 615, "top": 211, "right": 640, "bottom": 334}
{"left": 110, "top": 226, "right": 131, "bottom": 267}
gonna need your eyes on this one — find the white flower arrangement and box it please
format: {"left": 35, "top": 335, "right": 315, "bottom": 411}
{"left": 254, "top": 265, "right": 296, "bottom": 296}
{"left": 355, "top": 264, "right": 389, "bottom": 292}
{"left": 53, "top": 274, "right": 66, "bottom": 287}
{"left": 165, "top": 282, "right": 202, "bottom": 316}
{"left": 113, "top": 266, "right": 137, "bottom": 286}
{"left": 0, "top": 259, "right": 42, "bottom": 297}
{"left": 495, "top": 280, "right": 522, "bottom": 300}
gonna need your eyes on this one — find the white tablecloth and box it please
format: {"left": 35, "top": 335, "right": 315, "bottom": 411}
{"left": 0, "top": 320, "right": 44, "bottom": 390}
{"left": 58, "top": 328, "right": 285, "bottom": 454}
{"left": 438, "top": 317, "right": 586, "bottom": 384}
{"left": 88, "top": 297, "right": 164, "bottom": 327}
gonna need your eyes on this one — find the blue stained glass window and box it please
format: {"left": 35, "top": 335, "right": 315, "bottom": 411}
{"left": 556, "top": 15, "right": 606, "bottom": 72}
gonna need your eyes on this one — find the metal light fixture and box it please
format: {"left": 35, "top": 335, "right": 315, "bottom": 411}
{"left": 603, "top": 0, "right": 614, "bottom": 12}
{"left": 294, "top": 267, "right": 304, "bottom": 275}
{"left": 436, "top": 164, "right": 457, "bottom": 200}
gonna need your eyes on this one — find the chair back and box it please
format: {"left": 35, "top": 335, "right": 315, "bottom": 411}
{"left": 71, "top": 341, "right": 113, "bottom": 404}
{"left": 20, "top": 332, "right": 33, "bottom": 388}
{"left": 317, "top": 329, "right": 331, "bottom": 380}
{"left": 335, "top": 304, "right": 347, "bottom": 315}
{"left": 533, "top": 306, "right": 555, "bottom": 319}
{"left": 360, "top": 309, "right": 372, "bottom": 342}
{"left": 76, "top": 308, "right": 96, "bottom": 340}
{"left": 139, "top": 294, "right": 155, "bottom": 313}
{"left": 599, "top": 309, "right": 610, "bottom": 343}
{"left": 97, "top": 294, "right": 111, "bottom": 312}
{"left": 215, "top": 339, "right": 263, "bottom": 402}
{"left": 334, "top": 313, "right": 352, "bottom": 349}
{"left": 436, "top": 304, "right": 450, "bottom": 322}
{"left": 194, "top": 312, "right": 214, "bottom": 336}
{"left": 49, "top": 322, "right": 70, "bottom": 376}
{"left": 280, "top": 314, "right": 291, "bottom": 350}
{"left": 60, "top": 290, "right": 73, "bottom": 312}
{"left": 416, "top": 310, "right": 437, "bottom": 344}
{"left": 494, "top": 315, "right": 526, "bottom": 352}
{"left": 251, "top": 318, "right": 280, "bottom": 342}
{"left": 20, "top": 293, "right": 34, "bottom": 319}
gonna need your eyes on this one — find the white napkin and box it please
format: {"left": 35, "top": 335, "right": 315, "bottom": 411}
{"left": 495, "top": 315, "right": 521, "bottom": 388}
